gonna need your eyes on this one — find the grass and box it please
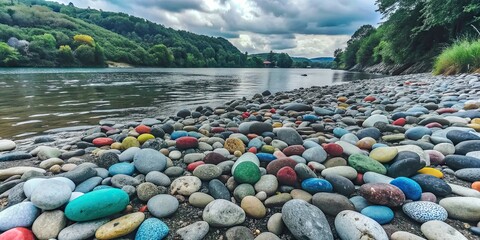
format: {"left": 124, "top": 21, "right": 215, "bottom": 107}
{"left": 433, "top": 39, "right": 480, "bottom": 75}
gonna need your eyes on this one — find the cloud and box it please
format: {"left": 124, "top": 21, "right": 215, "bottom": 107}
{"left": 53, "top": 0, "right": 381, "bottom": 57}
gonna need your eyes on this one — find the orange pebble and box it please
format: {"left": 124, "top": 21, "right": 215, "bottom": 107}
{"left": 472, "top": 181, "right": 480, "bottom": 192}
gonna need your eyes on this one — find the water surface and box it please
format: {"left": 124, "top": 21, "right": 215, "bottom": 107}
{"left": 0, "top": 68, "right": 384, "bottom": 138}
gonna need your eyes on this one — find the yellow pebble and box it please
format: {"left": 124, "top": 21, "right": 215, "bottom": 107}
{"left": 468, "top": 124, "right": 480, "bottom": 131}
{"left": 417, "top": 167, "right": 443, "bottom": 178}
{"left": 95, "top": 212, "right": 145, "bottom": 239}
{"left": 369, "top": 147, "right": 398, "bottom": 163}
{"left": 137, "top": 133, "right": 155, "bottom": 144}
{"left": 472, "top": 118, "right": 480, "bottom": 124}
{"left": 234, "top": 150, "right": 243, "bottom": 157}
{"left": 338, "top": 96, "right": 347, "bottom": 102}
{"left": 111, "top": 142, "right": 122, "bottom": 150}
{"left": 272, "top": 122, "right": 283, "bottom": 128}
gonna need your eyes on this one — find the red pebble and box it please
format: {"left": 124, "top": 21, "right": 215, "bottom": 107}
{"left": 138, "top": 205, "right": 148, "bottom": 212}
{"left": 354, "top": 173, "right": 364, "bottom": 185}
{"left": 247, "top": 134, "right": 258, "bottom": 139}
{"left": 204, "top": 152, "right": 227, "bottom": 164}
{"left": 425, "top": 122, "right": 443, "bottom": 128}
{"left": 176, "top": 136, "right": 199, "bottom": 150}
{"left": 323, "top": 143, "right": 343, "bottom": 157}
{"left": 0, "top": 227, "right": 35, "bottom": 240}
{"left": 282, "top": 145, "right": 305, "bottom": 156}
{"left": 135, "top": 124, "right": 151, "bottom": 134}
{"left": 273, "top": 151, "right": 287, "bottom": 158}
{"left": 248, "top": 147, "right": 258, "bottom": 154}
{"left": 92, "top": 137, "right": 114, "bottom": 146}
{"left": 392, "top": 118, "right": 406, "bottom": 126}
{"left": 295, "top": 121, "right": 303, "bottom": 125}
{"left": 210, "top": 127, "right": 225, "bottom": 133}
{"left": 364, "top": 96, "right": 376, "bottom": 102}
{"left": 436, "top": 108, "right": 458, "bottom": 114}
{"left": 277, "top": 166, "right": 297, "bottom": 186}
{"left": 187, "top": 161, "right": 205, "bottom": 171}
{"left": 266, "top": 157, "right": 297, "bottom": 175}
{"left": 270, "top": 108, "right": 276, "bottom": 113}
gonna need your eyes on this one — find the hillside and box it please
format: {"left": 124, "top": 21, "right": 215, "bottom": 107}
{"left": 0, "top": 0, "right": 246, "bottom": 67}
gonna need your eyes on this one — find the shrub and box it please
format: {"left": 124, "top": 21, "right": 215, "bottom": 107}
{"left": 433, "top": 40, "right": 480, "bottom": 75}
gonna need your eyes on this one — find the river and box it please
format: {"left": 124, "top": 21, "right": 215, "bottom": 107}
{"left": 0, "top": 68, "right": 384, "bottom": 139}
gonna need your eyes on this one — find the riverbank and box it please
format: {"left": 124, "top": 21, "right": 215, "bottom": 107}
{"left": 1, "top": 73, "right": 480, "bottom": 239}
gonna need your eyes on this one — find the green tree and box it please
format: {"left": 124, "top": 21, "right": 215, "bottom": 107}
{"left": 277, "top": 53, "right": 293, "bottom": 68}
{"left": 74, "top": 44, "right": 95, "bottom": 65}
{"left": 57, "top": 45, "right": 74, "bottom": 65}
{"left": 149, "top": 44, "right": 173, "bottom": 66}
{"left": 0, "top": 42, "right": 19, "bottom": 66}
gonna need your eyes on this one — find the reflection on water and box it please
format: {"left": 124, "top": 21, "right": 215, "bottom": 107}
{"left": 0, "top": 68, "right": 384, "bottom": 138}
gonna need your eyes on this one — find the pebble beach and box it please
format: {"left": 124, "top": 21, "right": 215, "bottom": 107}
{"left": 1, "top": 73, "right": 480, "bottom": 239}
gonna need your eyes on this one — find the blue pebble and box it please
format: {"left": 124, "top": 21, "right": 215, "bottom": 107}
{"left": 391, "top": 112, "right": 407, "bottom": 120}
{"left": 136, "top": 218, "right": 169, "bottom": 240}
{"left": 248, "top": 138, "right": 264, "bottom": 149}
{"left": 256, "top": 153, "right": 276, "bottom": 162}
{"left": 372, "top": 143, "right": 388, "bottom": 149}
{"left": 261, "top": 132, "right": 275, "bottom": 138}
{"left": 74, "top": 177, "right": 102, "bottom": 193}
{"left": 333, "top": 128, "right": 349, "bottom": 138}
{"left": 171, "top": 131, "right": 188, "bottom": 140}
{"left": 303, "top": 140, "right": 320, "bottom": 149}
{"left": 109, "top": 162, "right": 135, "bottom": 176}
{"left": 303, "top": 114, "right": 319, "bottom": 122}
{"left": 187, "top": 132, "right": 203, "bottom": 138}
{"left": 361, "top": 205, "right": 394, "bottom": 224}
{"left": 390, "top": 177, "right": 422, "bottom": 200}
{"left": 405, "top": 126, "right": 432, "bottom": 140}
{"left": 301, "top": 178, "right": 332, "bottom": 194}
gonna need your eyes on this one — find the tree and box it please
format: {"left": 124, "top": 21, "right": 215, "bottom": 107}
{"left": 74, "top": 44, "right": 95, "bottom": 65}
{"left": 73, "top": 34, "right": 95, "bottom": 46}
{"left": 149, "top": 44, "right": 174, "bottom": 67}
{"left": 57, "top": 45, "right": 74, "bottom": 65}
{"left": 0, "top": 42, "right": 19, "bottom": 66}
{"left": 277, "top": 53, "right": 293, "bottom": 68}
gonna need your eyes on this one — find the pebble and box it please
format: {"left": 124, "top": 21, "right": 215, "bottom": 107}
{"left": 390, "top": 177, "right": 422, "bottom": 200}
{"left": 282, "top": 199, "right": 333, "bottom": 240}
{"left": 176, "top": 221, "right": 209, "bottom": 240}
{"left": 0, "top": 139, "right": 16, "bottom": 151}
{"left": 254, "top": 174, "right": 278, "bottom": 196}
{"left": 421, "top": 220, "right": 468, "bottom": 240}
{"left": 348, "top": 154, "right": 387, "bottom": 174}
{"left": 335, "top": 210, "right": 388, "bottom": 240}
{"left": 301, "top": 178, "right": 333, "bottom": 193}
{"left": 361, "top": 205, "right": 394, "bottom": 224}
{"left": 358, "top": 183, "right": 405, "bottom": 207}
{"left": 147, "top": 194, "right": 179, "bottom": 218}
{"left": 170, "top": 176, "right": 202, "bottom": 196}
{"left": 95, "top": 212, "right": 145, "bottom": 239}
{"left": 133, "top": 148, "right": 167, "bottom": 174}
{"left": 411, "top": 174, "right": 452, "bottom": 197}
{"left": 439, "top": 197, "right": 480, "bottom": 221}
{"left": 402, "top": 201, "right": 448, "bottom": 223}
{"left": 189, "top": 192, "right": 215, "bottom": 208}
{"left": 58, "top": 218, "right": 109, "bottom": 240}
{"left": 32, "top": 210, "right": 67, "bottom": 239}
{"left": 135, "top": 218, "right": 169, "bottom": 240}
{"left": 30, "top": 179, "right": 72, "bottom": 210}
{"left": 202, "top": 199, "right": 246, "bottom": 227}
{"left": 0, "top": 202, "right": 39, "bottom": 231}
{"left": 267, "top": 213, "right": 284, "bottom": 235}
{"left": 312, "top": 192, "right": 355, "bottom": 216}
{"left": 241, "top": 196, "right": 266, "bottom": 218}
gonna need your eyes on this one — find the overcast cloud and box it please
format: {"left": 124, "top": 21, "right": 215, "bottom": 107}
{"left": 53, "top": 0, "right": 381, "bottom": 57}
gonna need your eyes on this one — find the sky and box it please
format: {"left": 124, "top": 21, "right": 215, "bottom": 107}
{"left": 52, "top": 0, "right": 382, "bottom": 58}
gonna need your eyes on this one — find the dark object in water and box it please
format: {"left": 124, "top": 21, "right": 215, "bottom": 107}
{"left": 301, "top": 74, "right": 307, "bottom": 76}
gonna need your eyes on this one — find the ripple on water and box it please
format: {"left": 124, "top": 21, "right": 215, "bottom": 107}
{"left": 12, "top": 120, "right": 42, "bottom": 126}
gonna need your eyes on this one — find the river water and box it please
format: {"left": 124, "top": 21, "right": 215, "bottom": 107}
{"left": 0, "top": 68, "right": 384, "bottom": 139}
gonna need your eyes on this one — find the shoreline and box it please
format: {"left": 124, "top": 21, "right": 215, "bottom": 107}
{"left": 1, "top": 72, "right": 480, "bottom": 239}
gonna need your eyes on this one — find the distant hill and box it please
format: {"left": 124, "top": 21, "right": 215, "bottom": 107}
{"left": 309, "top": 57, "right": 335, "bottom": 63}
{"left": 0, "top": 0, "right": 246, "bottom": 67}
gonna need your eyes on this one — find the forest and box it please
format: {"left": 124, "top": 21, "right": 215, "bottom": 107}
{"left": 333, "top": 0, "right": 480, "bottom": 74}
{"left": 0, "top": 0, "right": 294, "bottom": 68}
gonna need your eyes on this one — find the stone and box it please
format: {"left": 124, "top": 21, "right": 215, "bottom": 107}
{"left": 266, "top": 157, "right": 297, "bottom": 175}
{"left": 439, "top": 197, "right": 480, "bottom": 221}
{"left": 358, "top": 183, "right": 405, "bottom": 207}
{"left": 133, "top": 149, "right": 167, "bottom": 174}
{"left": 361, "top": 205, "right": 394, "bottom": 224}
{"left": 65, "top": 189, "right": 129, "bottom": 222}
{"left": 111, "top": 174, "right": 140, "bottom": 188}
{"left": 390, "top": 231, "right": 426, "bottom": 240}
{"left": 276, "top": 128, "right": 303, "bottom": 145}
{"left": 31, "top": 179, "right": 72, "bottom": 210}
{"left": 0, "top": 227, "right": 35, "bottom": 240}
{"left": 95, "top": 212, "right": 145, "bottom": 239}
{"left": 225, "top": 226, "right": 254, "bottom": 240}
{"left": 335, "top": 210, "right": 388, "bottom": 240}
{"left": 362, "top": 115, "right": 389, "bottom": 128}
{"left": 202, "top": 199, "right": 246, "bottom": 227}
{"left": 402, "top": 201, "right": 448, "bottom": 223}
{"left": 283, "top": 145, "right": 305, "bottom": 156}
{"left": 301, "top": 178, "right": 333, "bottom": 194}
{"left": 277, "top": 166, "right": 297, "bottom": 186}
{"left": 170, "top": 176, "right": 202, "bottom": 196}
{"left": 0, "top": 202, "right": 39, "bottom": 231}
{"left": 255, "top": 232, "right": 281, "bottom": 240}
{"left": 421, "top": 220, "right": 468, "bottom": 240}
{"left": 254, "top": 174, "right": 278, "bottom": 196}
{"left": 176, "top": 221, "right": 209, "bottom": 240}
{"left": 60, "top": 165, "right": 96, "bottom": 184}
{"left": 336, "top": 141, "right": 364, "bottom": 156}
{"left": 136, "top": 182, "right": 161, "bottom": 201}
{"left": 0, "top": 152, "right": 33, "bottom": 162}
{"left": 369, "top": 147, "right": 398, "bottom": 163}
{"left": 350, "top": 196, "right": 370, "bottom": 212}
{"left": 193, "top": 164, "right": 222, "bottom": 181}
{"left": 302, "top": 146, "right": 327, "bottom": 163}
{"left": 147, "top": 194, "right": 179, "bottom": 218}
{"left": 321, "top": 166, "right": 358, "bottom": 180}
{"left": 176, "top": 136, "right": 199, "bottom": 150}
{"left": 348, "top": 154, "right": 387, "bottom": 174}
{"left": 264, "top": 193, "right": 292, "bottom": 207}
{"left": 447, "top": 130, "right": 480, "bottom": 145}
{"left": 224, "top": 138, "right": 245, "bottom": 154}
{"left": 233, "top": 184, "right": 255, "bottom": 201}
{"left": 208, "top": 179, "right": 231, "bottom": 200}
{"left": 411, "top": 174, "right": 452, "bottom": 197}
{"left": 122, "top": 136, "right": 140, "bottom": 149}
{"left": 445, "top": 155, "right": 480, "bottom": 170}
{"left": 135, "top": 218, "right": 169, "bottom": 240}
{"left": 455, "top": 168, "right": 480, "bottom": 182}
{"left": 325, "top": 174, "right": 355, "bottom": 197}
{"left": 0, "top": 139, "right": 16, "bottom": 151}
{"left": 39, "top": 157, "right": 64, "bottom": 169}
{"left": 189, "top": 192, "right": 215, "bottom": 208}
{"left": 233, "top": 161, "right": 261, "bottom": 184}
{"left": 241, "top": 196, "right": 266, "bottom": 218}
{"left": 267, "top": 213, "right": 284, "bottom": 235}
{"left": 145, "top": 171, "right": 171, "bottom": 186}
{"left": 75, "top": 177, "right": 102, "bottom": 193}
{"left": 455, "top": 140, "right": 480, "bottom": 155}
{"left": 32, "top": 210, "right": 67, "bottom": 239}
{"left": 363, "top": 171, "right": 394, "bottom": 184}
{"left": 0, "top": 167, "right": 45, "bottom": 180}
{"left": 37, "top": 146, "right": 62, "bottom": 160}
{"left": 390, "top": 177, "right": 422, "bottom": 200}
{"left": 58, "top": 218, "right": 109, "bottom": 240}
{"left": 109, "top": 162, "right": 135, "bottom": 176}
{"left": 282, "top": 199, "right": 333, "bottom": 240}
{"left": 405, "top": 126, "right": 432, "bottom": 140}
{"left": 388, "top": 158, "right": 426, "bottom": 178}
{"left": 118, "top": 147, "right": 140, "bottom": 162}
{"left": 312, "top": 192, "right": 355, "bottom": 216}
